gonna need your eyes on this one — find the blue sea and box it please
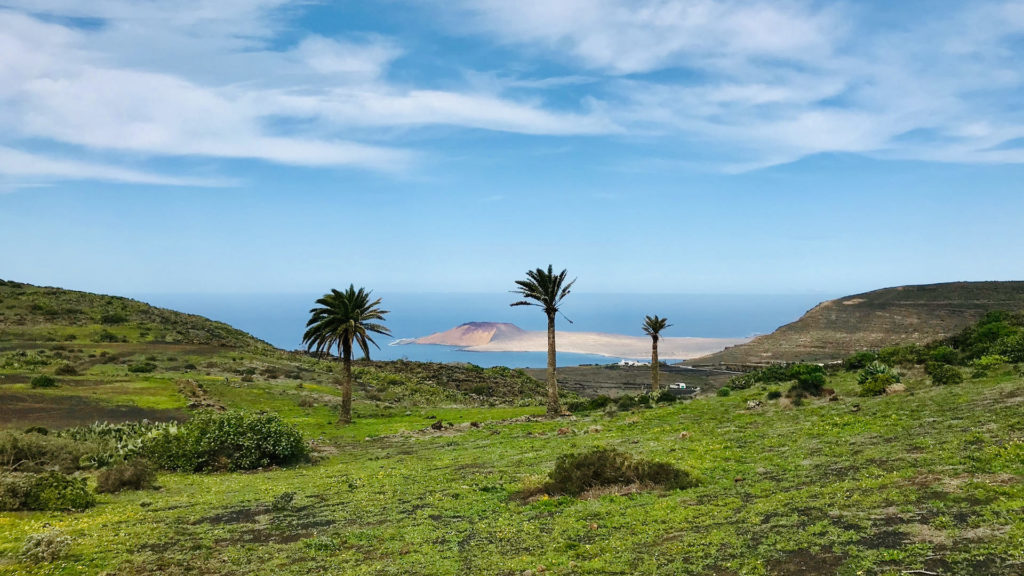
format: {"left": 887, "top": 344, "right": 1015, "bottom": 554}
{"left": 130, "top": 293, "right": 831, "bottom": 368}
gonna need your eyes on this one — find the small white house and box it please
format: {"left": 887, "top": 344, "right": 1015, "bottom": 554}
{"left": 617, "top": 359, "right": 649, "bottom": 367}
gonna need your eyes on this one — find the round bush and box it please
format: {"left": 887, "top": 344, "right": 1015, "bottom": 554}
{"left": 859, "top": 373, "right": 899, "bottom": 396}
{"left": 927, "top": 363, "right": 964, "bottom": 386}
{"left": 716, "top": 387, "right": 731, "bottom": 397}
{"left": 30, "top": 375, "right": 58, "bottom": 389}
{"left": 616, "top": 395, "right": 637, "bottom": 410}
{"left": 765, "top": 389, "right": 782, "bottom": 400}
{"left": 143, "top": 410, "right": 308, "bottom": 472}
{"left": 95, "top": 459, "right": 157, "bottom": 493}
{"left": 22, "top": 472, "right": 95, "bottom": 511}
{"left": 54, "top": 364, "right": 78, "bottom": 376}
{"left": 20, "top": 529, "right": 72, "bottom": 564}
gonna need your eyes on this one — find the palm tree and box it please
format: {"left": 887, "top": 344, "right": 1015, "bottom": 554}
{"left": 511, "top": 265, "right": 576, "bottom": 416}
{"left": 303, "top": 285, "right": 390, "bottom": 424}
{"left": 642, "top": 315, "right": 672, "bottom": 394}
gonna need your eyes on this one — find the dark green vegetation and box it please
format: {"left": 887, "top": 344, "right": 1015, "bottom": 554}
{"left": 512, "top": 265, "right": 577, "bottom": 415}
{"left": 692, "top": 281, "right": 1024, "bottom": 367}
{"left": 143, "top": 411, "right": 308, "bottom": 472}
{"left": 541, "top": 447, "right": 697, "bottom": 496}
{"left": 1, "top": 280, "right": 1022, "bottom": 575}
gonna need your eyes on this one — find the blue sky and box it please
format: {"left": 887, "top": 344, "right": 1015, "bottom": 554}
{"left": 1, "top": 0, "right": 1023, "bottom": 296}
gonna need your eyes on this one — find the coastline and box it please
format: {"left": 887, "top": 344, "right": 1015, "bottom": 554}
{"left": 408, "top": 331, "right": 750, "bottom": 360}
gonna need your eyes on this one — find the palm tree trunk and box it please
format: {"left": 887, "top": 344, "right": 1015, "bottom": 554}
{"left": 546, "top": 312, "right": 561, "bottom": 415}
{"left": 651, "top": 336, "right": 660, "bottom": 393}
{"left": 340, "top": 339, "right": 353, "bottom": 424}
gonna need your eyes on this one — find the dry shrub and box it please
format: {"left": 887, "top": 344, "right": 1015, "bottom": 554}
{"left": 95, "top": 459, "right": 157, "bottom": 493}
{"left": 20, "top": 528, "right": 72, "bottom": 563}
{"left": 543, "top": 447, "right": 697, "bottom": 497}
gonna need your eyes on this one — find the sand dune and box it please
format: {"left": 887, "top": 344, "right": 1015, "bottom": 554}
{"left": 408, "top": 322, "right": 749, "bottom": 360}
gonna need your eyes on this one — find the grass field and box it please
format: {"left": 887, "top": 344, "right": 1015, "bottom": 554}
{"left": 2, "top": 367, "right": 1021, "bottom": 575}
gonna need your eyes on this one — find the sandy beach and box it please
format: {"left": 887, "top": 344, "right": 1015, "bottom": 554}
{"left": 465, "top": 331, "right": 750, "bottom": 359}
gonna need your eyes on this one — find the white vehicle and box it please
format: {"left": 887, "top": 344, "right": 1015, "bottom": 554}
{"left": 666, "top": 382, "right": 699, "bottom": 396}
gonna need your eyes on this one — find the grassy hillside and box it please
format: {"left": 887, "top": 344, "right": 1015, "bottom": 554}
{"left": 1, "top": 367, "right": 1021, "bottom": 575}
{"left": 2, "top": 281, "right": 1021, "bottom": 575}
{"left": 0, "top": 279, "right": 268, "bottom": 348}
{"left": 691, "top": 281, "right": 1024, "bottom": 367}
{"left": 0, "top": 281, "right": 547, "bottom": 431}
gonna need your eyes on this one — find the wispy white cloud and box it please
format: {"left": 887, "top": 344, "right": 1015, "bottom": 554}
{"left": 0, "top": 1, "right": 613, "bottom": 187}
{"left": 2, "top": 0, "right": 1024, "bottom": 188}
{"left": 441, "top": 0, "right": 1024, "bottom": 169}
{"left": 444, "top": 0, "right": 844, "bottom": 74}
{"left": 0, "top": 147, "right": 231, "bottom": 188}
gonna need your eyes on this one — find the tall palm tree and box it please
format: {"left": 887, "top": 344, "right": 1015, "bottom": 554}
{"left": 511, "top": 265, "right": 576, "bottom": 416}
{"left": 642, "top": 315, "right": 672, "bottom": 394}
{"left": 302, "top": 285, "right": 390, "bottom": 424}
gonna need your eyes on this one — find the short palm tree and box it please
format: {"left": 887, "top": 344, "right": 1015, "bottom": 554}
{"left": 511, "top": 265, "right": 576, "bottom": 416}
{"left": 303, "top": 285, "right": 390, "bottom": 424}
{"left": 642, "top": 315, "right": 672, "bottom": 393}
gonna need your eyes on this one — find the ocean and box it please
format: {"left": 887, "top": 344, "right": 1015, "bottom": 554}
{"left": 131, "top": 292, "right": 831, "bottom": 368}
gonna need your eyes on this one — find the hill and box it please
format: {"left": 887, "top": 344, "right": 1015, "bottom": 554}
{"left": 1, "top": 280, "right": 1022, "bottom": 575}
{"left": 0, "top": 280, "right": 547, "bottom": 430}
{"left": 0, "top": 279, "right": 267, "bottom": 349}
{"left": 689, "top": 281, "right": 1024, "bottom": 367}
{"left": 413, "top": 321, "right": 527, "bottom": 346}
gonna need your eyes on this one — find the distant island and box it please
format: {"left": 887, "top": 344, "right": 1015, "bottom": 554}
{"left": 399, "top": 321, "right": 751, "bottom": 360}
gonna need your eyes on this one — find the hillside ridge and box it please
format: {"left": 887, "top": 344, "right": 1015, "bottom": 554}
{"left": 688, "top": 280, "right": 1024, "bottom": 367}
{"left": 0, "top": 279, "right": 269, "bottom": 349}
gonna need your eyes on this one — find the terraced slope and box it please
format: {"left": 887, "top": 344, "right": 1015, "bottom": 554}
{"left": 690, "top": 281, "right": 1024, "bottom": 367}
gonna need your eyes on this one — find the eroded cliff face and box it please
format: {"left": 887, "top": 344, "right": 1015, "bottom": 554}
{"left": 413, "top": 322, "right": 526, "bottom": 346}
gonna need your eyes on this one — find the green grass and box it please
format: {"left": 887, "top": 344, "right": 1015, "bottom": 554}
{"left": 2, "top": 370, "right": 1021, "bottom": 575}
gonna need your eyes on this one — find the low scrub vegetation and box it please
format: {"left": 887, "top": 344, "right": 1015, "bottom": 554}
{"left": 728, "top": 362, "right": 827, "bottom": 397}
{"left": 0, "top": 471, "right": 95, "bottom": 511}
{"left": 95, "top": 459, "right": 157, "bottom": 493}
{"left": 19, "top": 529, "right": 73, "bottom": 564}
{"left": 541, "top": 447, "right": 698, "bottom": 496}
{"left": 143, "top": 410, "right": 308, "bottom": 472}
{"left": 29, "top": 374, "right": 57, "bottom": 388}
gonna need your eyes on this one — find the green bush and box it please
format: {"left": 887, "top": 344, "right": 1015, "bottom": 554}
{"left": 94, "top": 329, "right": 121, "bottom": 343}
{"left": 127, "top": 362, "right": 157, "bottom": 373}
{"left": 877, "top": 344, "right": 924, "bottom": 367}
{"left": 928, "top": 346, "right": 960, "bottom": 365}
{"left": 565, "top": 391, "right": 610, "bottom": 409}
{"left": 843, "top": 351, "right": 878, "bottom": 371}
{"left": 765, "top": 389, "right": 782, "bottom": 400}
{"left": 30, "top": 375, "right": 58, "bottom": 388}
{"left": 0, "top": 472, "right": 96, "bottom": 511}
{"left": 788, "top": 364, "right": 826, "bottom": 396}
{"left": 546, "top": 447, "right": 696, "bottom": 496}
{"left": 54, "top": 363, "right": 78, "bottom": 376}
{"left": 143, "top": 411, "right": 308, "bottom": 472}
{"left": 655, "top": 390, "right": 678, "bottom": 403}
{"left": 926, "top": 363, "right": 963, "bottom": 386}
{"left": 95, "top": 459, "right": 157, "bottom": 493}
{"left": 20, "top": 528, "right": 72, "bottom": 564}
{"left": 857, "top": 362, "right": 900, "bottom": 385}
{"left": 616, "top": 395, "right": 637, "bottom": 410}
{"left": 859, "top": 373, "right": 900, "bottom": 396}
{"left": 100, "top": 311, "right": 129, "bottom": 325}
{"left": 716, "top": 387, "right": 731, "bottom": 397}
